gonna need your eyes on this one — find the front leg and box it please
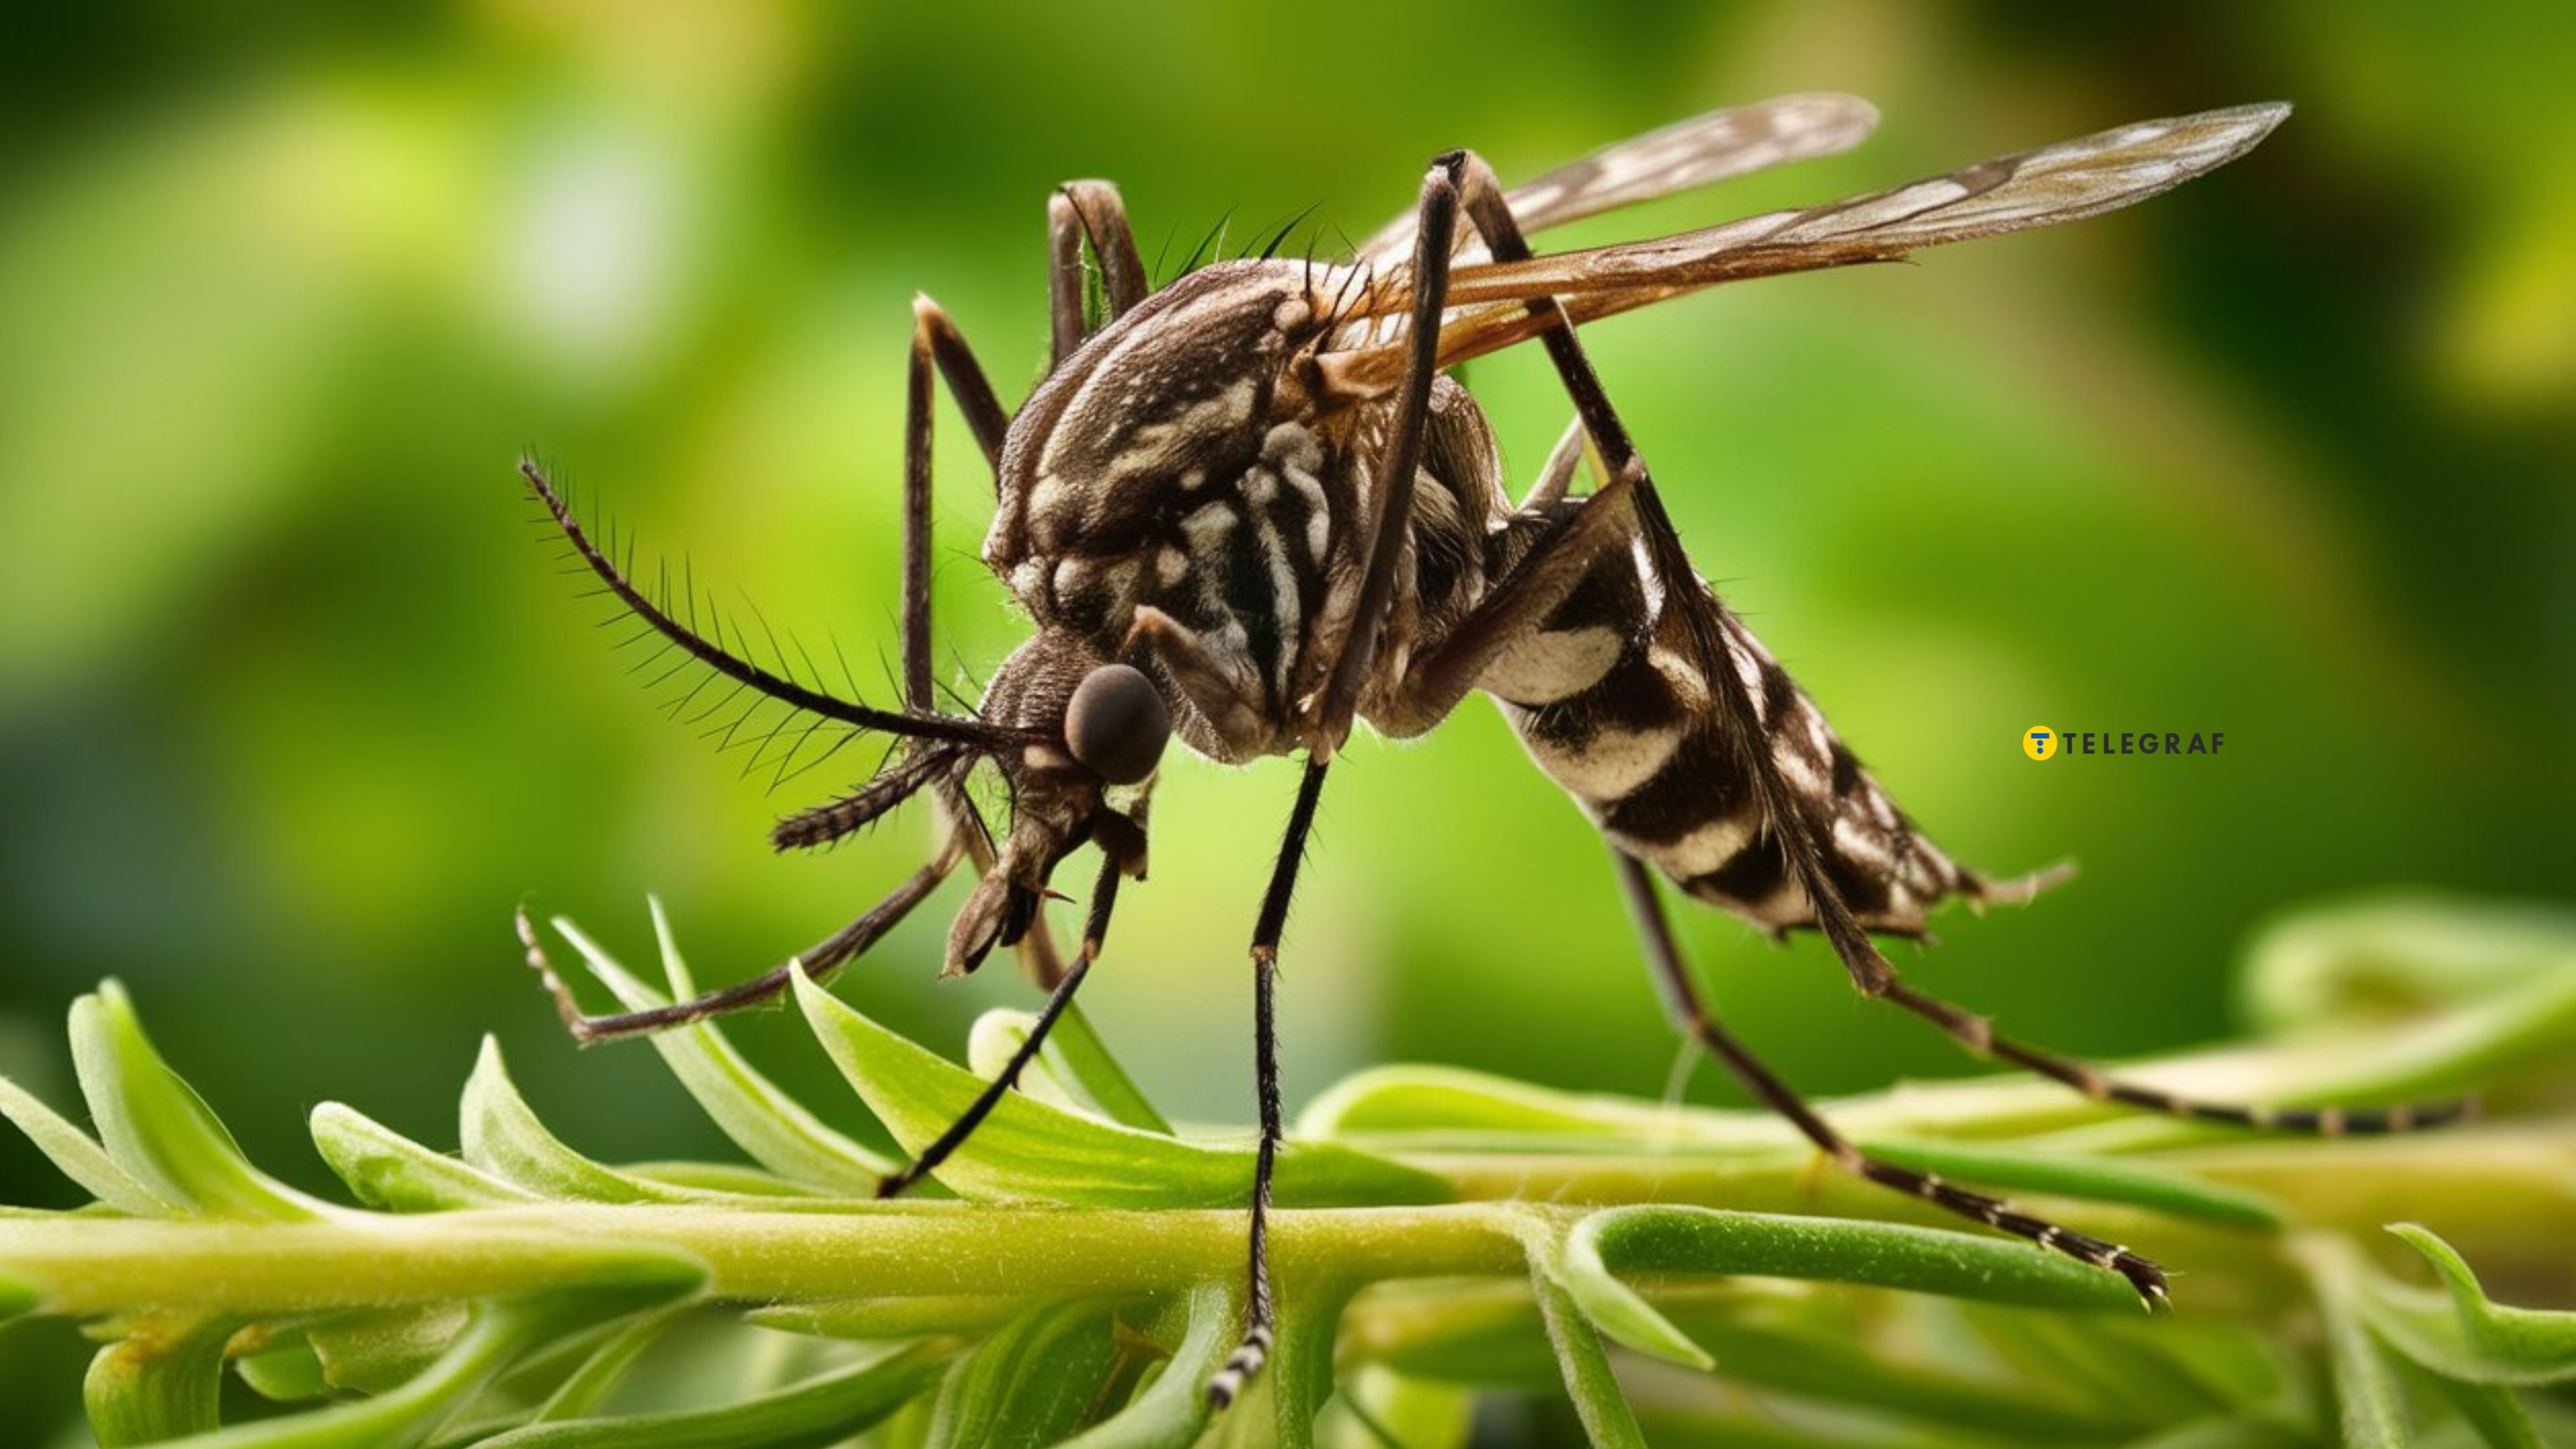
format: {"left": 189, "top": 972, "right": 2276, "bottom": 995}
{"left": 876, "top": 852, "right": 1124, "bottom": 1197}
{"left": 1308, "top": 162, "right": 1463, "bottom": 757}
{"left": 906, "top": 297, "right": 1068, "bottom": 987}
{"left": 1047, "top": 181, "right": 1149, "bottom": 370}
{"left": 1205, "top": 757, "right": 1330, "bottom": 1410}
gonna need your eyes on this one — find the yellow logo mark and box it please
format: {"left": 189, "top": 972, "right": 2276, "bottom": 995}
{"left": 2023, "top": 727, "right": 2058, "bottom": 761}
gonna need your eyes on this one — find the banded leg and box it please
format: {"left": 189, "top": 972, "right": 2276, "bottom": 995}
{"left": 1614, "top": 851, "right": 2168, "bottom": 1304}
{"left": 517, "top": 847, "right": 956, "bottom": 1042}
{"left": 1876, "top": 979, "right": 2472, "bottom": 1134}
{"left": 1048, "top": 181, "right": 1150, "bottom": 369}
{"left": 1208, "top": 756, "right": 1330, "bottom": 1409}
{"left": 1311, "top": 163, "right": 1464, "bottom": 755}
{"left": 1434, "top": 146, "right": 1897, "bottom": 997}
{"left": 1212, "top": 163, "right": 1474, "bottom": 1397}
{"left": 877, "top": 851, "right": 1124, "bottom": 1197}
{"left": 1438, "top": 149, "right": 2471, "bottom": 1141}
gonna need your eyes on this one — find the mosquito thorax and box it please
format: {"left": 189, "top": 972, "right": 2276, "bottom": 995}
{"left": 987, "top": 262, "right": 1334, "bottom": 584}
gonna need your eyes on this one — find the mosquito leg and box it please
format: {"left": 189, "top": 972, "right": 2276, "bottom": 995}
{"left": 1520, "top": 415, "right": 1589, "bottom": 511}
{"left": 1438, "top": 156, "right": 2459, "bottom": 1143}
{"left": 1048, "top": 181, "right": 1150, "bottom": 368}
{"left": 900, "top": 299, "right": 1076, "bottom": 987}
{"left": 902, "top": 294, "right": 1012, "bottom": 698}
{"left": 1612, "top": 851, "right": 2169, "bottom": 1305}
{"left": 1873, "top": 977, "right": 2473, "bottom": 1134}
{"left": 1368, "top": 456, "right": 1645, "bottom": 737}
{"left": 1208, "top": 756, "right": 1330, "bottom": 1409}
{"left": 1125, "top": 605, "right": 1278, "bottom": 759}
{"left": 1439, "top": 150, "right": 1899, "bottom": 998}
{"left": 1250, "top": 189, "right": 1498, "bottom": 1415}
{"left": 1311, "top": 163, "right": 1464, "bottom": 755}
{"left": 876, "top": 851, "right": 1124, "bottom": 1197}
{"left": 517, "top": 839, "right": 961, "bottom": 1044}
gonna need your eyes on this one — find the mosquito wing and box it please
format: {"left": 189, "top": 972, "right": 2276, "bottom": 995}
{"left": 1323, "top": 103, "right": 2289, "bottom": 381}
{"left": 1350, "top": 93, "right": 1881, "bottom": 271}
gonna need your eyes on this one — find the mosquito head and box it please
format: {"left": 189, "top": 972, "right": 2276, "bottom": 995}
{"left": 943, "top": 629, "right": 1167, "bottom": 975}
{"left": 1064, "top": 663, "right": 1170, "bottom": 784}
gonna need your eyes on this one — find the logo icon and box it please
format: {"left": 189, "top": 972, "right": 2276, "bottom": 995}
{"left": 2024, "top": 727, "right": 2057, "bottom": 761}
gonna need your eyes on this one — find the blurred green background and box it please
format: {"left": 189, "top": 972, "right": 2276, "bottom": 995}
{"left": 3, "top": 0, "right": 2572, "bottom": 1254}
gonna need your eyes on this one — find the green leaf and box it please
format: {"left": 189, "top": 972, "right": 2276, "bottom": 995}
{"left": 525, "top": 1303, "right": 690, "bottom": 1424}
{"left": 147, "top": 1295, "right": 594, "bottom": 1449}
{"left": 2426, "top": 1373, "right": 2542, "bottom": 1449}
{"left": 461, "top": 1038, "right": 684, "bottom": 1203}
{"left": 749, "top": 1296, "right": 1036, "bottom": 1341}
{"left": 309, "top": 1102, "right": 539, "bottom": 1211}
{"left": 2361, "top": 1223, "right": 2576, "bottom": 1386}
{"left": 1958, "top": 1303, "right": 2230, "bottom": 1430}
{"left": 234, "top": 1338, "right": 331, "bottom": 1403}
{"left": 1555, "top": 1205, "right": 2143, "bottom": 1368}
{"left": 550, "top": 906, "right": 898, "bottom": 1189}
{"left": 474, "top": 1342, "right": 948, "bottom": 1448}
{"left": 0, "top": 1073, "right": 171, "bottom": 1216}
{"left": 1059, "top": 1283, "right": 1234, "bottom": 1449}
{"left": 2244, "top": 894, "right": 2576, "bottom": 1032}
{"left": 85, "top": 1313, "right": 234, "bottom": 1445}
{"left": 1356, "top": 1275, "right": 2127, "bottom": 1440}
{"left": 460, "top": 1038, "right": 810, "bottom": 1205}
{"left": 306, "top": 1304, "right": 474, "bottom": 1395}
{"left": 70, "top": 981, "right": 330, "bottom": 1220}
{"left": 1552, "top": 1216, "right": 1710, "bottom": 1371}
{"left": 1251, "top": 1285, "right": 1358, "bottom": 1449}
{"left": 967, "top": 1007, "right": 1173, "bottom": 1136}
{"left": 965, "top": 1010, "right": 1093, "bottom": 1118}
{"left": 1527, "top": 1253, "right": 1646, "bottom": 1449}
{"left": 2324, "top": 1311, "right": 2412, "bottom": 1448}
{"left": 1300, "top": 1065, "right": 1739, "bottom": 1143}
{"left": 1859, "top": 1138, "right": 2285, "bottom": 1229}
{"left": 2300, "top": 1236, "right": 2412, "bottom": 1449}
{"left": 1658, "top": 1304, "right": 2161, "bottom": 1440}
{"left": 792, "top": 971, "right": 1446, "bottom": 1208}
{"left": 2094, "top": 1417, "right": 2312, "bottom": 1448}
{"left": 924, "top": 1299, "right": 1126, "bottom": 1449}
{"left": 2268, "top": 953, "right": 2576, "bottom": 1112}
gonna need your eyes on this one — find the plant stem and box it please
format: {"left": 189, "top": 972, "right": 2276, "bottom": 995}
{"left": 10, "top": 1110, "right": 2567, "bottom": 1331}
{"left": 0, "top": 1205, "right": 1534, "bottom": 1319}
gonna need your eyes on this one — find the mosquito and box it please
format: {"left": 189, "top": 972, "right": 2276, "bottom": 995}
{"left": 515, "top": 94, "right": 2466, "bottom": 1408}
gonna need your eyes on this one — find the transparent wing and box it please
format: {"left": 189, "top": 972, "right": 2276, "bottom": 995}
{"left": 1350, "top": 93, "right": 1881, "bottom": 270}
{"left": 1323, "top": 103, "right": 2290, "bottom": 382}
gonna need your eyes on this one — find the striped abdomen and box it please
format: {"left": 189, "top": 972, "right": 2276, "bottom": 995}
{"left": 1481, "top": 502, "right": 1987, "bottom": 935}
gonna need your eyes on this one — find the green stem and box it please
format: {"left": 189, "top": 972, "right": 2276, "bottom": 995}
{"left": 8, "top": 1112, "right": 2569, "bottom": 1330}
{"left": 0, "top": 1205, "right": 1532, "bottom": 1319}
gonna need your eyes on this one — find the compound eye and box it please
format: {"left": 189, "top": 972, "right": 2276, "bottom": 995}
{"left": 1064, "top": 664, "right": 1170, "bottom": 785}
